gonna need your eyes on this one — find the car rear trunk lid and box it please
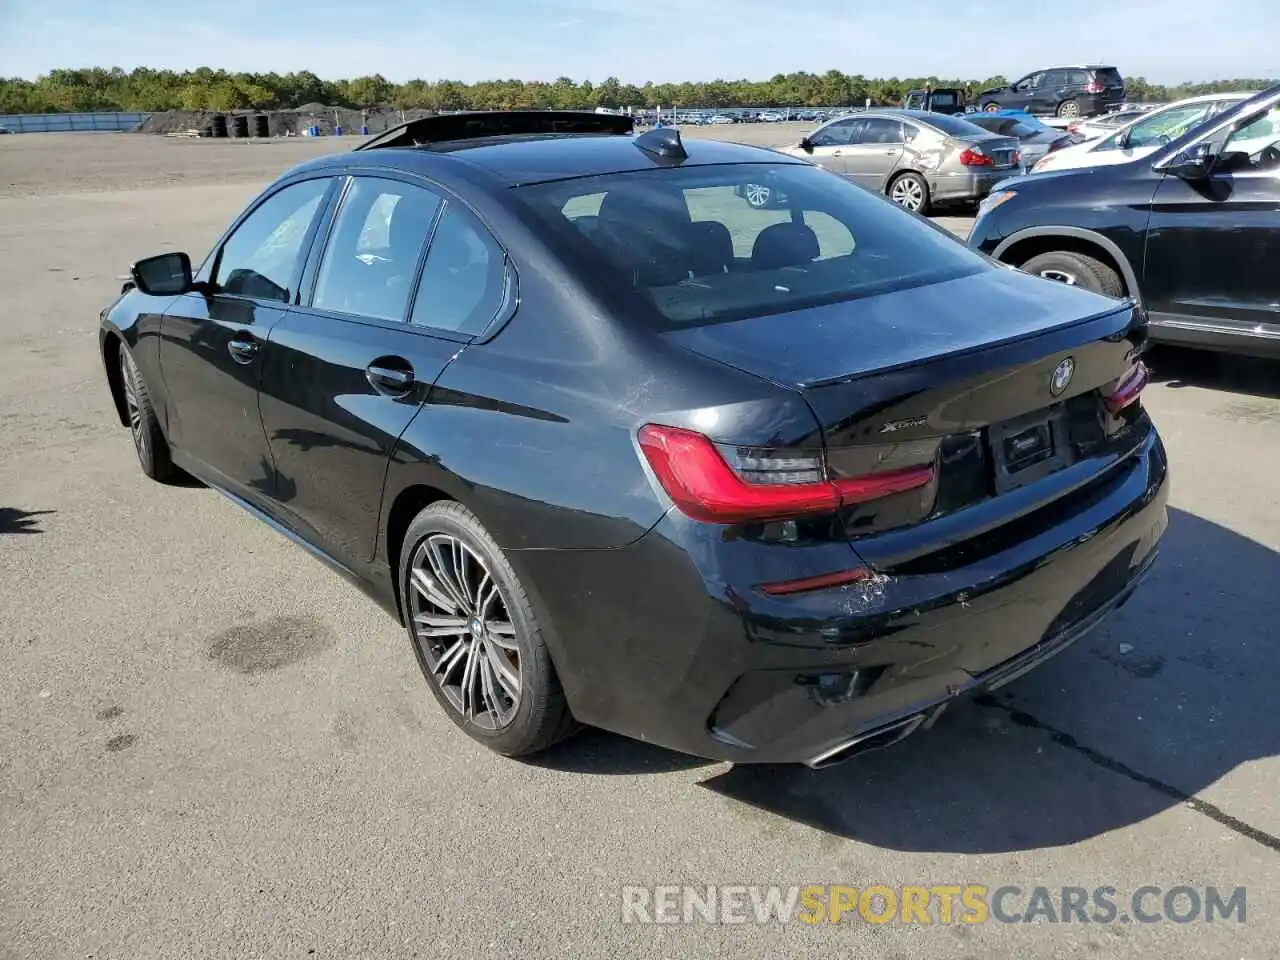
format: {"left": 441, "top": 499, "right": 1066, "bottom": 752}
{"left": 664, "top": 267, "right": 1150, "bottom": 546}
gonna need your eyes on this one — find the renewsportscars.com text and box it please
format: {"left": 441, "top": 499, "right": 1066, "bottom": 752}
{"left": 620, "top": 884, "right": 1246, "bottom": 926}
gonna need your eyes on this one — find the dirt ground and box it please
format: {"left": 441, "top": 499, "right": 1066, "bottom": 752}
{"left": 0, "top": 123, "right": 810, "bottom": 198}
{"left": 2, "top": 130, "right": 1279, "bottom": 959}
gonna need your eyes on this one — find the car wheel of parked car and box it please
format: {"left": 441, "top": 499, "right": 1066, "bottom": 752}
{"left": 888, "top": 172, "right": 930, "bottom": 214}
{"left": 118, "top": 343, "right": 182, "bottom": 484}
{"left": 1020, "top": 251, "right": 1124, "bottom": 298}
{"left": 743, "top": 183, "right": 773, "bottom": 209}
{"left": 1057, "top": 100, "right": 1081, "bottom": 119}
{"left": 399, "top": 500, "right": 578, "bottom": 757}
{"left": 982, "top": 102, "right": 1000, "bottom": 112}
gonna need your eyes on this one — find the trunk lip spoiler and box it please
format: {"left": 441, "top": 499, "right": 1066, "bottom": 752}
{"left": 797, "top": 300, "right": 1140, "bottom": 391}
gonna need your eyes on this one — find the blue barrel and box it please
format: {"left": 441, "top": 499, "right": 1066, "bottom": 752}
{"left": 334, "top": 125, "right": 342, "bottom": 136}
{"left": 361, "top": 125, "right": 369, "bottom": 136}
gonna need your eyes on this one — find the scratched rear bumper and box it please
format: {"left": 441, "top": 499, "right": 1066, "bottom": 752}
{"left": 509, "top": 430, "right": 1168, "bottom": 764}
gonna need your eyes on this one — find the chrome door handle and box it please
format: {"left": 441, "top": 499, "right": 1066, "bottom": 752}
{"left": 227, "top": 337, "right": 260, "bottom": 364}
{"left": 366, "top": 361, "right": 415, "bottom": 397}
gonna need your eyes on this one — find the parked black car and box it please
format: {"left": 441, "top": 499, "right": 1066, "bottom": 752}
{"left": 979, "top": 66, "right": 1125, "bottom": 119}
{"left": 101, "top": 111, "right": 1167, "bottom": 768}
{"left": 970, "top": 85, "right": 1280, "bottom": 359}
{"left": 903, "top": 87, "right": 968, "bottom": 115}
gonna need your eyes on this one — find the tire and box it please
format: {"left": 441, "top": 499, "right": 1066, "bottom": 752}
{"left": 1019, "top": 250, "right": 1125, "bottom": 298}
{"left": 399, "top": 500, "right": 578, "bottom": 757}
{"left": 1057, "top": 99, "right": 1081, "bottom": 119}
{"left": 982, "top": 101, "right": 1000, "bottom": 112}
{"left": 743, "top": 183, "right": 773, "bottom": 209}
{"left": 118, "top": 343, "right": 182, "bottom": 483}
{"left": 887, "top": 171, "right": 930, "bottom": 215}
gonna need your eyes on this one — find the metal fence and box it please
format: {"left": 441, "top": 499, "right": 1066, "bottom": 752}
{"left": 0, "top": 111, "right": 151, "bottom": 133}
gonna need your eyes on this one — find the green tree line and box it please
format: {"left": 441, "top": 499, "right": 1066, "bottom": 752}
{"left": 1, "top": 66, "right": 1274, "bottom": 115}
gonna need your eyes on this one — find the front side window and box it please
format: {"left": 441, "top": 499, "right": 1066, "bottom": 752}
{"left": 215, "top": 178, "right": 331, "bottom": 302}
{"left": 810, "top": 119, "right": 860, "bottom": 147}
{"left": 312, "top": 177, "right": 443, "bottom": 322}
{"left": 1221, "top": 106, "right": 1280, "bottom": 170}
{"left": 515, "top": 163, "right": 989, "bottom": 328}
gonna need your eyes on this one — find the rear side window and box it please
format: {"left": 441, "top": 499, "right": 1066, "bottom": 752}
{"left": 1067, "top": 70, "right": 1091, "bottom": 86}
{"left": 312, "top": 177, "right": 442, "bottom": 322}
{"left": 409, "top": 203, "right": 510, "bottom": 335}
{"left": 857, "top": 118, "right": 904, "bottom": 144}
{"left": 515, "top": 163, "right": 988, "bottom": 329}
{"left": 929, "top": 91, "right": 959, "bottom": 106}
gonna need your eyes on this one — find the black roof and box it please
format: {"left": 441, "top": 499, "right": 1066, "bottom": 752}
{"left": 288, "top": 123, "right": 804, "bottom": 190}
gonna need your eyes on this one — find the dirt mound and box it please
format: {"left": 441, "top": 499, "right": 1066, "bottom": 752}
{"left": 134, "top": 106, "right": 434, "bottom": 137}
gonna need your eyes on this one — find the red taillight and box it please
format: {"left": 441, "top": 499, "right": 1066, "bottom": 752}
{"left": 1085, "top": 81, "right": 1105, "bottom": 94}
{"left": 959, "top": 147, "right": 992, "bottom": 166}
{"left": 1104, "top": 361, "right": 1149, "bottom": 414}
{"left": 636, "top": 424, "right": 935, "bottom": 525}
{"left": 1012, "top": 150, "right": 1021, "bottom": 166}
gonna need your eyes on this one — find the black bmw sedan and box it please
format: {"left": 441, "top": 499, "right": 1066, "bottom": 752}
{"left": 100, "top": 111, "right": 1168, "bottom": 768}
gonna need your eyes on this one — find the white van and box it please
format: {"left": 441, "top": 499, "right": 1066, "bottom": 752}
{"left": 1029, "top": 92, "right": 1257, "bottom": 174}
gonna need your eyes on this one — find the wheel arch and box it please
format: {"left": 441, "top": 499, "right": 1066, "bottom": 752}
{"left": 992, "top": 226, "right": 1141, "bottom": 302}
{"left": 101, "top": 328, "right": 130, "bottom": 428}
{"left": 382, "top": 482, "right": 457, "bottom": 625}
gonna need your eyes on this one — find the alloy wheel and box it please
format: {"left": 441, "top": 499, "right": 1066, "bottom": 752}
{"left": 119, "top": 349, "right": 148, "bottom": 463}
{"left": 409, "top": 533, "right": 522, "bottom": 730}
{"left": 744, "top": 183, "right": 772, "bottom": 208}
{"left": 1059, "top": 101, "right": 1080, "bottom": 119}
{"left": 889, "top": 177, "right": 925, "bottom": 212}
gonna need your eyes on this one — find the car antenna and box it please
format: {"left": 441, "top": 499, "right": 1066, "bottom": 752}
{"left": 633, "top": 125, "right": 688, "bottom": 161}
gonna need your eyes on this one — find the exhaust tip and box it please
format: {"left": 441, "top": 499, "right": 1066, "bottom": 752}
{"left": 805, "top": 713, "right": 926, "bottom": 769}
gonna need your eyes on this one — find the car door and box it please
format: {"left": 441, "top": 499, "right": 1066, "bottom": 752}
{"left": 258, "top": 174, "right": 515, "bottom": 567}
{"left": 159, "top": 176, "right": 335, "bottom": 500}
{"left": 1005, "top": 73, "right": 1041, "bottom": 111}
{"left": 1142, "top": 103, "right": 1280, "bottom": 339}
{"left": 1036, "top": 70, "right": 1069, "bottom": 113}
{"left": 841, "top": 117, "right": 906, "bottom": 192}
{"left": 805, "top": 118, "right": 863, "bottom": 174}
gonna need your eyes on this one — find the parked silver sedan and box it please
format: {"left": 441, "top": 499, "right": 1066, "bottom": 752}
{"left": 763, "top": 109, "right": 1023, "bottom": 214}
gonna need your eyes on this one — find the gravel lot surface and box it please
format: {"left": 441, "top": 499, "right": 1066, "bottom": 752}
{"left": 2, "top": 128, "right": 1279, "bottom": 959}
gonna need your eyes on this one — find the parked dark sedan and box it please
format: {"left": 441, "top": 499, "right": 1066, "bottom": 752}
{"left": 970, "top": 85, "right": 1280, "bottom": 359}
{"left": 964, "top": 111, "right": 1077, "bottom": 170}
{"left": 101, "top": 111, "right": 1168, "bottom": 768}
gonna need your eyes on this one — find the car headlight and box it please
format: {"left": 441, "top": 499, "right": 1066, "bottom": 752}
{"left": 977, "top": 190, "right": 1017, "bottom": 219}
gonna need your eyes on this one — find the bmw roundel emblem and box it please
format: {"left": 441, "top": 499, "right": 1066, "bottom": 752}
{"left": 1050, "top": 357, "right": 1075, "bottom": 396}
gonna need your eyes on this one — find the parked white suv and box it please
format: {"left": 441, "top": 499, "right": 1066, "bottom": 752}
{"left": 1030, "top": 92, "right": 1257, "bottom": 174}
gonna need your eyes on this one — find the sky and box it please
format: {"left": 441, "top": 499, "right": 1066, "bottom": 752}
{"left": 1, "top": 0, "right": 1277, "bottom": 85}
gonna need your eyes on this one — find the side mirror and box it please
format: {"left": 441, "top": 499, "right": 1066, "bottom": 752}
{"left": 1162, "top": 142, "right": 1214, "bottom": 181}
{"left": 798, "top": 136, "right": 814, "bottom": 152}
{"left": 130, "top": 251, "right": 195, "bottom": 296}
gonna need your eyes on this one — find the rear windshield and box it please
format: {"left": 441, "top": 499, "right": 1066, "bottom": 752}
{"left": 1094, "top": 68, "right": 1124, "bottom": 86}
{"left": 513, "top": 162, "right": 988, "bottom": 328}
{"left": 969, "top": 116, "right": 1041, "bottom": 137}
{"left": 917, "top": 113, "right": 994, "bottom": 137}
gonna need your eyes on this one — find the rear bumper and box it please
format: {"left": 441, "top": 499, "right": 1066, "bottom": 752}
{"left": 929, "top": 167, "right": 1023, "bottom": 202}
{"left": 510, "top": 428, "right": 1169, "bottom": 765}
